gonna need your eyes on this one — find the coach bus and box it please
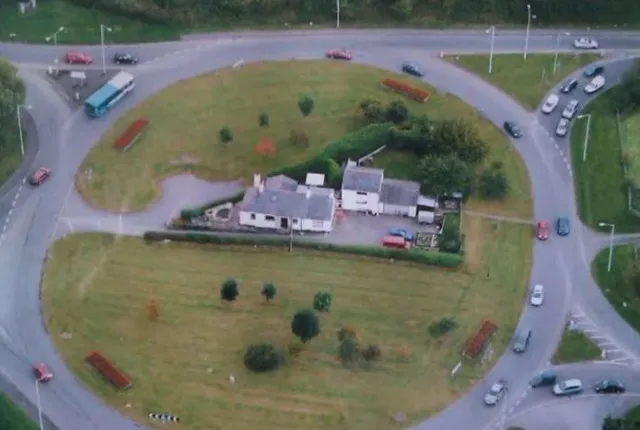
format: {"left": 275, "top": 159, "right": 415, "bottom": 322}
{"left": 84, "top": 71, "right": 135, "bottom": 118}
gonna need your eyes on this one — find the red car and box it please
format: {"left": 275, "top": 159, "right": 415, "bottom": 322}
{"left": 29, "top": 167, "right": 51, "bottom": 186}
{"left": 326, "top": 49, "right": 352, "bottom": 60}
{"left": 65, "top": 51, "right": 93, "bottom": 64}
{"left": 536, "top": 221, "right": 550, "bottom": 240}
{"left": 33, "top": 363, "right": 53, "bottom": 383}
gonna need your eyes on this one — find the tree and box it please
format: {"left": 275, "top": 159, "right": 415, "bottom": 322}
{"left": 313, "top": 291, "right": 332, "bottom": 312}
{"left": 385, "top": 100, "right": 409, "bottom": 124}
{"left": 243, "top": 343, "right": 284, "bottom": 372}
{"left": 418, "top": 154, "right": 472, "bottom": 197}
{"left": 337, "top": 326, "right": 357, "bottom": 342}
{"left": 298, "top": 95, "right": 315, "bottom": 117}
{"left": 478, "top": 162, "right": 509, "bottom": 199}
{"left": 359, "top": 98, "right": 384, "bottom": 123}
{"left": 146, "top": 299, "right": 159, "bottom": 321}
{"left": 289, "top": 129, "right": 309, "bottom": 147}
{"left": 291, "top": 309, "right": 320, "bottom": 343}
{"left": 221, "top": 279, "right": 239, "bottom": 302}
{"left": 259, "top": 112, "right": 269, "bottom": 127}
{"left": 428, "top": 317, "right": 457, "bottom": 338}
{"left": 338, "top": 335, "right": 360, "bottom": 365}
{"left": 429, "top": 119, "right": 487, "bottom": 165}
{"left": 0, "top": 59, "right": 26, "bottom": 170}
{"left": 219, "top": 126, "right": 233, "bottom": 144}
{"left": 261, "top": 282, "right": 277, "bottom": 301}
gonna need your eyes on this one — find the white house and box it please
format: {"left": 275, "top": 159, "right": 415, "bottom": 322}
{"left": 417, "top": 195, "right": 439, "bottom": 224}
{"left": 341, "top": 165, "right": 384, "bottom": 214}
{"left": 238, "top": 174, "right": 336, "bottom": 233}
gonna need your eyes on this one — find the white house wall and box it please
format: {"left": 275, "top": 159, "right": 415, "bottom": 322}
{"left": 382, "top": 204, "right": 417, "bottom": 217}
{"left": 239, "top": 211, "right": 278, "bottom": 229}
{"left": 300, "top": 218, "right": 333, "bottom": 232}
{"left": 239, "top": 211, "right": 333, "bottom": 233}
{"left": 341, "top": 189, "right": 380, "bottom": 213}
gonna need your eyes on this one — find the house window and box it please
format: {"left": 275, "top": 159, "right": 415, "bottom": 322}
{"left": 250, "top": 213, "right": 256, "bottom": 220}
{"left": 265, "top": 215, "right": 275, "bottom": 221}
{"left": 292, "top": 218, "right": 299, "bottom": 224}
{"left": 312, "top": 220, "right": 323, "bottom": 228}
{"left": 356, "top": 200, "right": 367, "bottom": 205}
{"left": 356, "top": 191, "right": 368, "bottom": 196}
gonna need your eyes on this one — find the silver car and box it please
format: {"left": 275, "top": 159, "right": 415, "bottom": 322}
{"left": 556, "top": 118, "right": 569, "bottom": 137}
{"left": 573, "top": 37, "right": 599, "bottom": 49}
{"left": 562, "top": 100, "right": 579, "bottom": 119}
{"left": 484, "top": 379, "right": 507, "bottom": 405}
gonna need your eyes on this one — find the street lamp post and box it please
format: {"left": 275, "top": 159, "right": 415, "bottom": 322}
{"left": 34, "top": 380, "right": 44, "bottom": 430}
{"left": 16, "top": 104, "right": 32, "bottom": 157}
{"left": 100, "top": 24, "right": 112, "bottom": 75}
{"left": 45, "top": 26, "right": 64, "bottom": 46}
{"left": 336, "top": 0, "right": 340, "bottom": 28}
{"left": 524, "top": 4, "right": 531, "bottom": 59}
{"left": 486, "top": 26, "right": 495, "bottom": 74}
{"left": 599, "top": 222, "right": 615, "bottom": 272}
{"left": 578, "top": 114, "right": 592, "bottom": 161}
{"left": 553, "top": 32, "right": 571, "bottom": 74}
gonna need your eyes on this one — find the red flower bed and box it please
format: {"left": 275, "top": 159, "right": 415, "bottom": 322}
{"left": 463, "top": 320, "right": 498, "bottom": 359}
{"left": 85, "top": 351, "right": 132, "bottom": 390}
{"left": 380, "top": 78, "right": 430, "bottom": 102}
{"left": 113, "top": 118, "right": 150, "bottom": 151}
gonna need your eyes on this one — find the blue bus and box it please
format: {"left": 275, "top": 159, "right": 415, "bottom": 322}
{"left": 84, "top": 71, "right": 135, "bottom": 118}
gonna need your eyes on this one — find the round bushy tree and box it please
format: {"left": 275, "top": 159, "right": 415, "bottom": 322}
{"left": 221, "top": 279, "right": 239, "bottom": 302}
{"left": 219, "top": 127, "right": 233, "bottom": 144}
{"left": 298, "top": 95, "right": 315, "bottom": 117}
{"left": 259, "top": 112, "right": 270, "bottom": 127}
{"left": 313, "top": 291, "right": 333, "bottom": 312}
{"left": 261, "top": 282, "right": 277, "bottom": 301}
{"left": 338, "top": 336, "right": 360, "bottom": 365}
{"left": 291, "top": 309, "right": 320, "bottom": 343}
{"left": 244, "top": 343, "right": 284, "bottom": 372}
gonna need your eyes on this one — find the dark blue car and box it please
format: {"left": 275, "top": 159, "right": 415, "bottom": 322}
{"left": 557, "top": 217, "right": 570, "bottom": 236}
{"left": 584, "top": 65, "right": 604, "bottom": 78}
{"left": 401, "top": 63, "right": 424, "bottom": 77}
{"left": 388, "top": 228, "right": 414, "bottom": 242}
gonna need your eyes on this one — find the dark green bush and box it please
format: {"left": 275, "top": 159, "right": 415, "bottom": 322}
{"left": 338, "top": 336, "right": 360, "bottom": 365}
{"left": 221, "top": 279, "right": 239, "bottom": 302}
{"left": 219, "top": 126, "right": 233, "bottom": 143}
{"left": 291, "top": 309, "right": 321, "bottom": 343}
{"left": 298, "top": 95, "right": 315, "bottom": 117}
{"left": 313, "top": 291, "right": 333, "bottom": 312}
{"left": 259, "top": 112, "right": 270, "bottom": 127}
{"left": 244, "top": 343, "right": 284, "bottom": 372}
{"left": 428, "top": 317, "right": 458, "bottom": 338}
{"left": 337, "top": 326, "right": 357, "bottom": 342}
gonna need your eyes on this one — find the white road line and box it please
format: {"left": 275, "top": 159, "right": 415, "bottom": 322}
{"left": 7, "top": 209, "right": 12, "bottom": 217}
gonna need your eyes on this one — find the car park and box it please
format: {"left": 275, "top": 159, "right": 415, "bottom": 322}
{"left": 503, "top": 121, "right": 523, "bottom": 138}
{"left": 29, "top": 167, "right": 51, "bottom": 186}
{"left": 560, "top": 78, "right": 579, "bottom": 94}
{"left": 585, "top": 75, "right": 606, "bottom": 94}
{"left": 484, "top": 379, "right": 507, "bottom": 406}
{"left": 33, "top": 363, "right": 53, "bottom": 383}
{"left": 536, "top": 221, "right": 549, "bottom": 240}
{"left": 541, "top": 94, "right": 560, "bottom": 114}
{"left": 555, "top": 118, "right": 569, "bottom": 137}
{"left": 584, "top": 65, "right": 604, "bottom": 78}
{"left": 594, "top": 380, "right": 625, "bottom": 394}
{"left": 401, "top": 62, "right": 424, "bottom": 77}
{"left": 530, "top": 370, "right": 557, "bottom": 388}
{"left": 512, "top": 328, "right": 532, "bottom": 353}
{"left": 573, "top": 37, "right": 599, "bottom": 49}
{"left": 65, "top": 51, "right": 93, "bottom": 64}
{"left": 388, "top": 228, "right": 414, "bottom": 242}
{"left": 113, "top": 52, "right": 139, "bottom": 65}
{"left": 562, "top": 100, "right": 579, "bottom": 119}
{"left": 530, "top": 284, "right": 544, "bottom": 306}
{"left": 325, "top": 49, "right": 352, "bottom": 60}
{"left": 557, "top": 217, "right": 570, "bottom": 236}
{"left": 553, "top": 379, "right": 583, "bottom": 396}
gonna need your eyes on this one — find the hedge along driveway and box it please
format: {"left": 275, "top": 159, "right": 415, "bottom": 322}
{"left": 76, "top": 60, "right": 531, "bottom": 219}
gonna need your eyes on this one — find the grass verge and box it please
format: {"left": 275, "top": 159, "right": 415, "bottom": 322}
{"left": 76, "top": 60, "right": 531, "bottom": 219}
{"left": 552, "top": 328, "right": 601, "bottom": 364}
{"left": 592, "top": 244, "right": 640, "bottom": 334}
{"left": 445, "top": 53, "right": 600, "bottom": 109}
{"left": 570, "top": 93, "right": 640, "bottom": 232}
{"left": 0, "top": 394, "right": 38, "bottom": 430}
{"left": 42, "top": 214, "right": 531, "bottom": 430}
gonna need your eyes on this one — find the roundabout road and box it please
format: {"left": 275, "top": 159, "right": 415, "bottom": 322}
{"left": 1, "top": 29, "right": 640, "bottom": 430}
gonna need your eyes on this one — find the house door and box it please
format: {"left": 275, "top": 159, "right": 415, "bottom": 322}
{"left": 280, "top": 217, "right": 289, "bottom": 229}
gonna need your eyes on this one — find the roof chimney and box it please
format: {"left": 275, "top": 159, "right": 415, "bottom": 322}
{"left": 253, "top": 173, "right": 261, "bottom": 188}
{"left": 258, "top": 179, "right": 264, "bottom": 194}
{"left": 305, "top": 187, "right": 311, "bottom": 199}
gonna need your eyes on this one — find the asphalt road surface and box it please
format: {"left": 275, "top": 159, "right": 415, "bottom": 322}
{"left": 1, "top": 28, "right": 640, "bottom": 430}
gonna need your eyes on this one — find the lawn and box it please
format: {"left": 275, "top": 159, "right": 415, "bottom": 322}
{"left": 570, "top": 93, "right": 640, "bottom": 232}
{"left": 77, "top": 61, "right": 531, "bottom": 219}
{"left": 42, "top": 214, "right": 532, "bottom": 430}
{"left": 0, "top": 394, "right": 38, "bottom": 430}
{"left": 445, "top": 53, "right": 600, "bottom": 109}
{"left": 551, "top": 328, "right": 601, "bottom": 364}
{"left": 592, "top": 244, "right": 640, "bottom": 335}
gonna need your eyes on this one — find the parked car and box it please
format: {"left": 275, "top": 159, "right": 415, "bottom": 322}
{"left": 325, "top": 49, "right": 352, "bottom": 60}
{"left": 530, "top": 370, "right": 557, "bottom": 388}
{"left": 504, "top": 121, "right": 523, "bottom": 138}
{"left": 594, "top": 380, "right": 625, "bottom": 394}
{"left": 388, "top": 228, "right": 414, "bottom": 242}
{"left": 584, "top": 65, "right": 604, "bottom": 78}
{"left": 382, "top": 235, "right": 408, "bottom": 249}
{"left": 536, "top": 221, "right": 550, "bottom": 240}
{"left": 65, "top": 51, "right": 93, "bottom": 64}
{"left": 555, "top": 118, "right": 570, "bottom": 137}
{"left": 585, "top": 75, "right": 606, "bottom": 94}
{"left": 553, "top": 379, "right": 584, "bottom": 396}
{"left": 401, "top": 62, "right": 424, "bottom": 77}
{"left": 33, "top": 363, "right": 53, "bottom": 383}
{"left": 530, "top": 284, "right": 544, "bottom": 306}
{"left": 562, "top": 100, "right": 580, "bottom": 120}
{"left": 573, "top": 37, "right": 599, "bottom": 49}
{"left": 557, "top": 217, "right": 570, "bottom": 236}
{"left": 541, "top": 94, "right": 560, "bottom": 114}
{"left": 113, "top": 52, "right": 139, "bottom": 64}
{"left": 484, "top": 379, "right": 507, "bottom": 406}
{"left": 512, "top": 328, "right": 532, "bottom": 353}
{"left": 560, "top": 78, "right": 579, "bottom": 94}
{"left": 29, "top": 167, "right": 51, "bottom": 186}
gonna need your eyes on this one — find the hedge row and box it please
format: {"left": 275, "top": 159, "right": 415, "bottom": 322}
{"left": 180, "top": 190, "right": 245, "bottom": 219}
{"left": 143, "top": 231, "right": 464, "bottom": 268}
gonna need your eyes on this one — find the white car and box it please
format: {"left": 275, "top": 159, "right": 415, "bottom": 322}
{"left": 573, "top": 37, "right": 599, "bottom": 49}
{"left": 585, "top": 75, "right": 606, "bottom": 94}
{"left": 555, "top": 118, "right": 569, "bottom": 137}
{"left": 484, "top": 379, "right": 507, "bottom": 405}
{"left": 541, "top": 94, "right": 560, "bottom": 114}
{"left": 530, "top": 284, "right": 545, "bottom": 306}
{"left": 562, "top": 100, "right": 579, "bottom": 119}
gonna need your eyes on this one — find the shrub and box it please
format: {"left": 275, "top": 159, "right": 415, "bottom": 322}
{"left": 219, "top": 126, "right": 233, "bottom": 144}
{"left": 338, "top": 336, "right": 360, "bottom": 365}
{"left": 361, "top": 344, "right": 381, "bottom": 361}
{"left": 313, "top": 291, "right": 333, "bottom": 312}
{"left": 289, "top": 129, "right": 309, "bottom": 147}
{"left": 428, "top": 317, "right": 457, "bottom": 338}
{"left": 259, "top": 112, "right": 269, "bottom": 127}
{"left": 146, "top": 299, "right": 159, "bottom": 321}
{"left": 221, "top": 279, "right": 239, "bottom": 302}
{"left": 298, "top": 94, "right": 315, "bottom": 117}
{"left": 385, "top": 100, "right": 409, "bottom": 124}
{"left": 261, "top": 282, "right": 277, "bottom": 301}
{"left": 359, "top": 98, "right": 385, "bottom": 123}
{"left": 244, "top": 343, "right": 284, "bottom": 372}
{"left": 418, "top": 154, "right": 472, "bottom": 197}
{"left": 337, "top": 326, "right": 357, "bottom": 342}
{"left": 291, "top": 309, "right": 320, "bottom": 343}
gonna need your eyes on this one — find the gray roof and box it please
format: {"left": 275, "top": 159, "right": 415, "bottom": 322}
{"left": 380, "top": 178, "right": 420, "bottom": 207}
{"left": 265, "top": 175, "right": 298, "bottom": 192}
{"left": 342, "top": 166, "right": 384, "bottom": 193}
{"left": 240, "top": 188, "right": 334, "bottom": 221}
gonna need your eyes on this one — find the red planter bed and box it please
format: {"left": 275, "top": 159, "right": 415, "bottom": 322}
{"left": 463, "top": 319, "right": 498, "bottom": 359}
{"left": 113, "top": 118, "right": 150, "bottom": 151}
{"left": 380, "top": 78, "right": 430, "bottom": 103}
{"left": 85, "top": 351, "right": 132, "bottom": 390}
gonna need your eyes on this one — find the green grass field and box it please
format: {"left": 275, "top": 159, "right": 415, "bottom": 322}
{"left": 445, "top": 53, "right": 600, "bottom": 109}
{"left": 621, "top": 112, "right": 640, "bottom": 188}
{"left": 570, "top": 93, "right": 640, "bottom": 232}
{"left": 592, "top": 244, "right": 640, "bottom": 335}
{"left": 43, "top": 214, "right": 532, "bottom": 430}
{"left": 0, "top": 394, "right": 38, "bottom": 430}
{"left": 551, "top": 329, "right": 601, "bottom": 364}
{"left": 76, "top": 61, "right": 531, "bottom": 219}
